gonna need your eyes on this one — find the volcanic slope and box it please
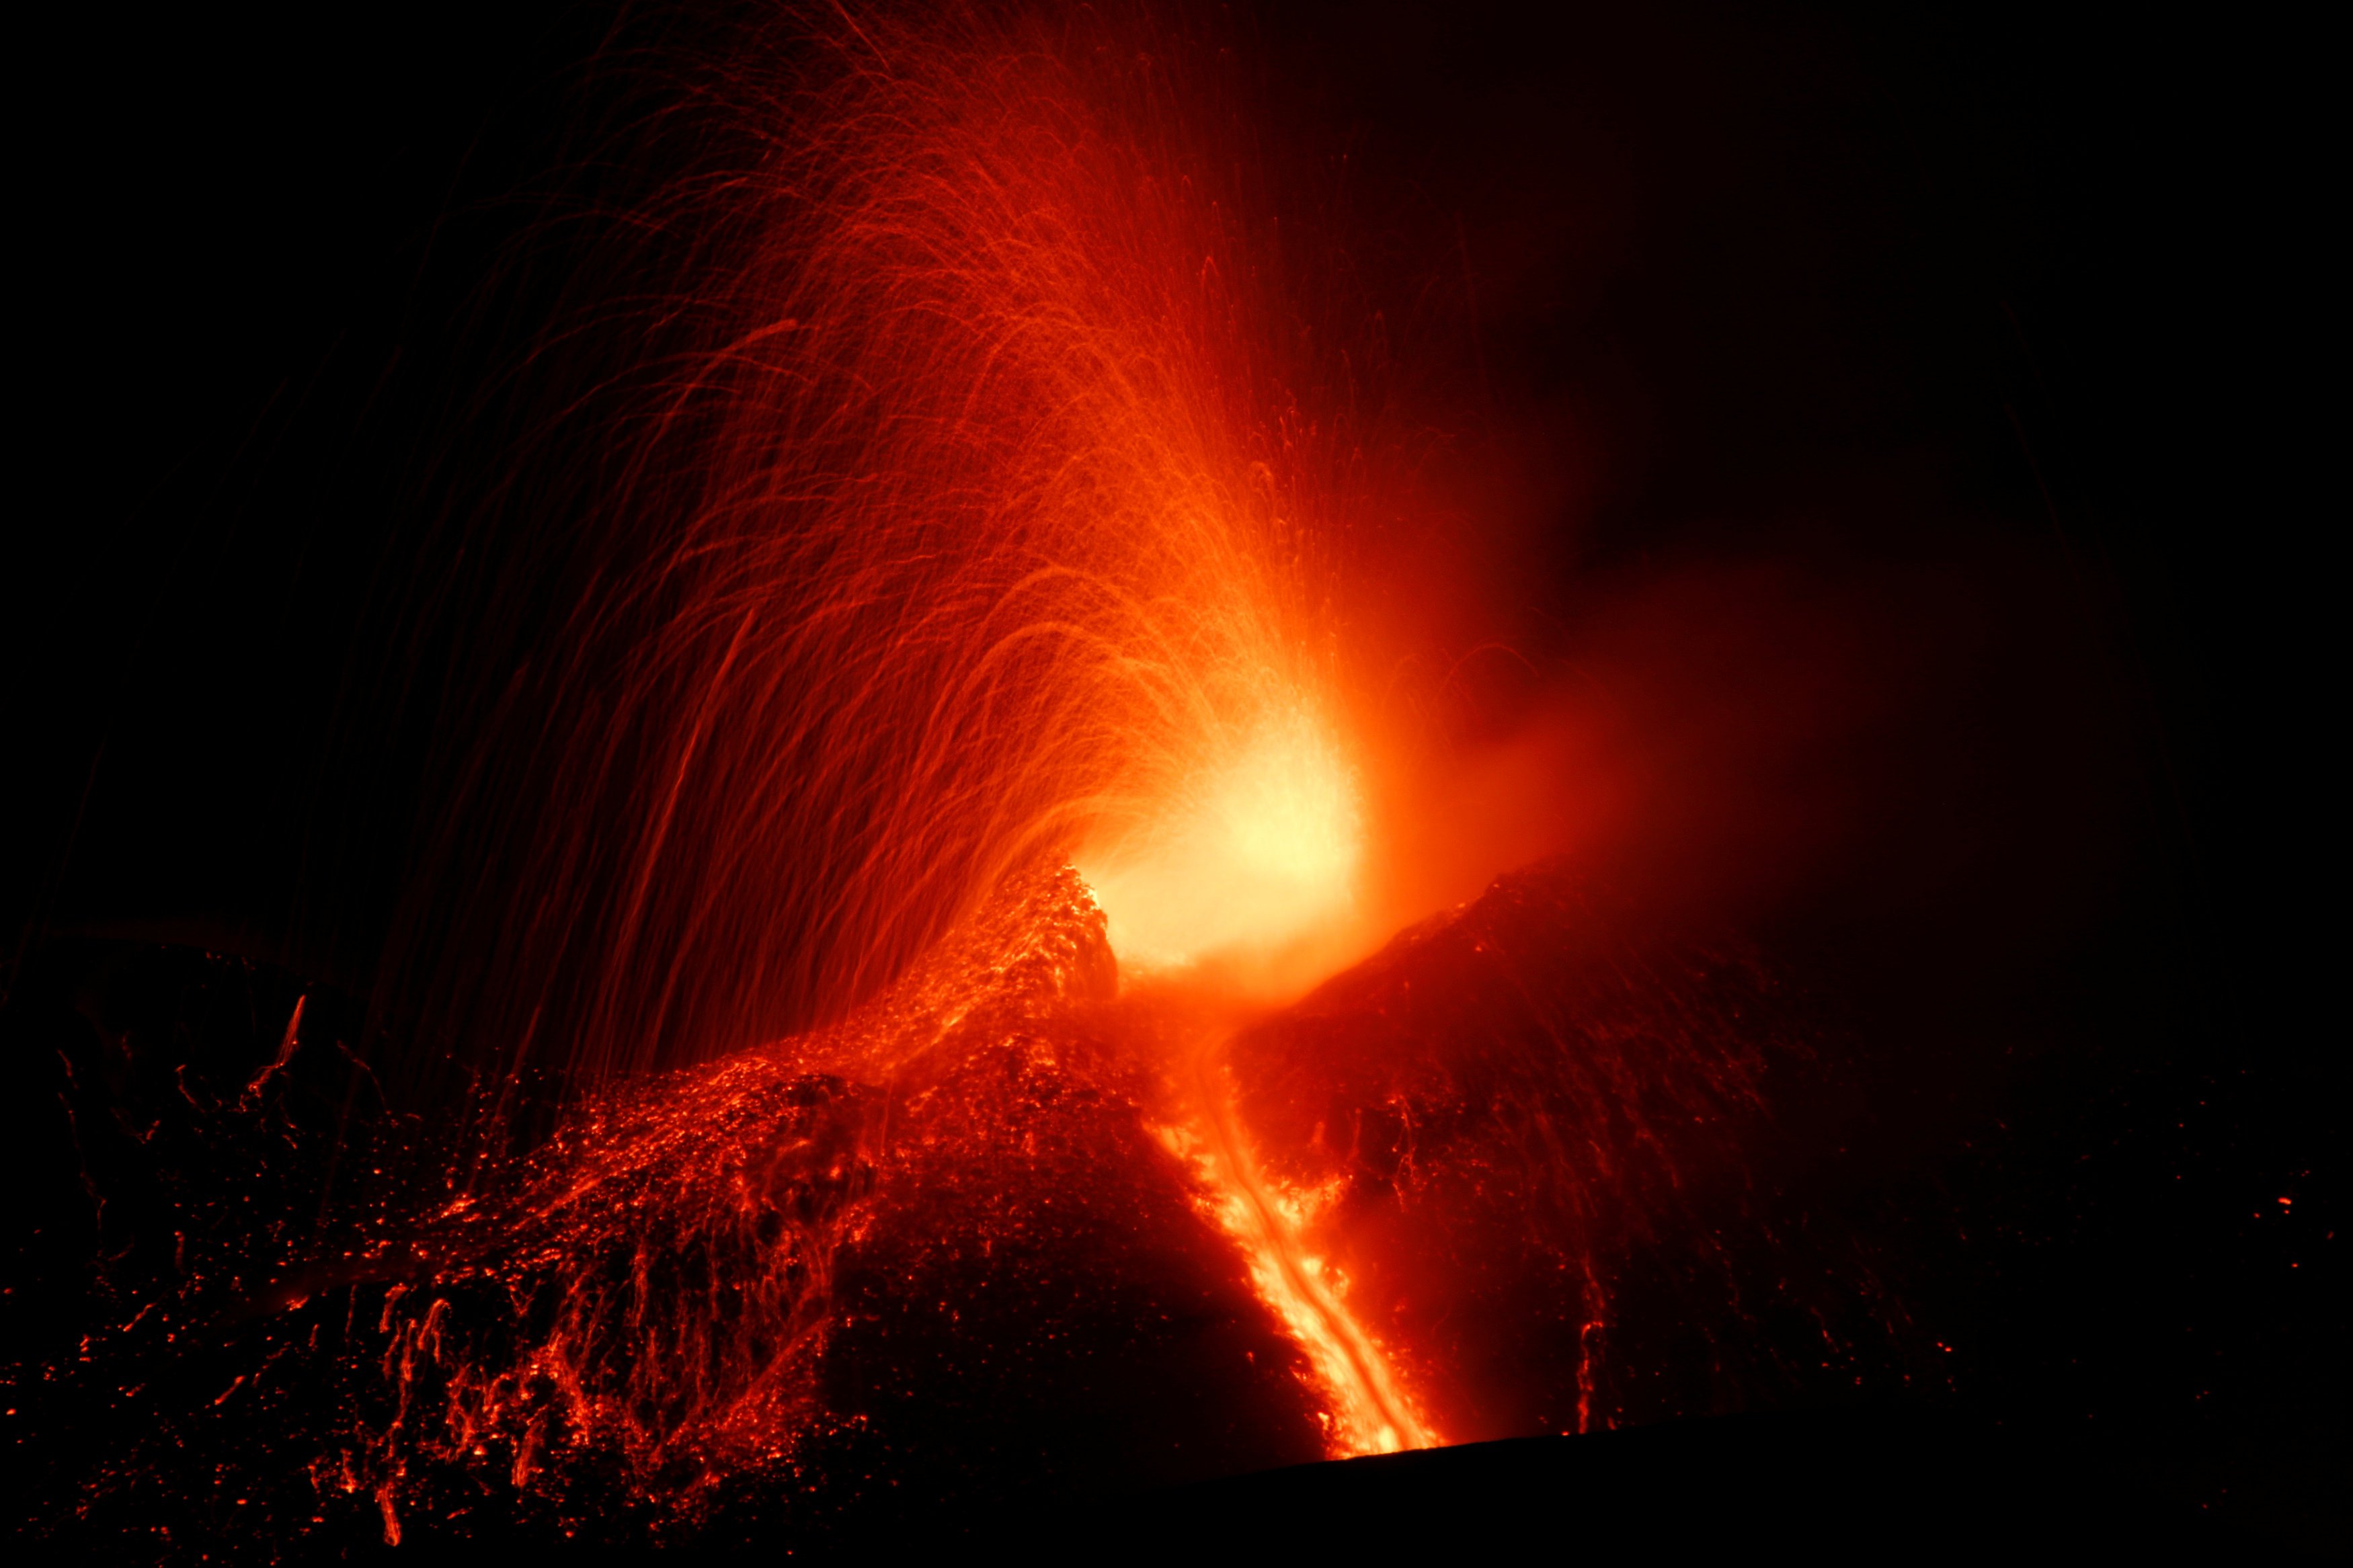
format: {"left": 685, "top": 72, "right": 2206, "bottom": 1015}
{"left": 21, "top": 861, "right": 1897, "bottom": 1554}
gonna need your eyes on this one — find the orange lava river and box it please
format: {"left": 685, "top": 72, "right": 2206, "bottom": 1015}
{"left": 1158, "top": 1030, "right": 1437, "bottom": 1455}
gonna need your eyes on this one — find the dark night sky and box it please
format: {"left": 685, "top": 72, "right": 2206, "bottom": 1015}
{"left": 4, "top": 0, "right": 2334, "bottom": 1537}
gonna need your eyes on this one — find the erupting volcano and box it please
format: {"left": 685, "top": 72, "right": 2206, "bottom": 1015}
{"left": 17, "top": 0, "right": 2312, "bottom": 1558}
{"left": 13, "top": 3, "right": 1851, "bottom": 1550}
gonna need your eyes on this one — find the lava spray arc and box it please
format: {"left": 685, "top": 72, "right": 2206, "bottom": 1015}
{"left": 373, "top": 0, "right": 1439, "bottom": 1475}
{"left": 391, "top": 0, "right": 1412, "bottom": 1106}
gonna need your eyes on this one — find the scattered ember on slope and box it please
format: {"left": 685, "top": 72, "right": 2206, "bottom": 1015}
{"left": 340, "top": 866, "right": 1337, "bottom": 1541}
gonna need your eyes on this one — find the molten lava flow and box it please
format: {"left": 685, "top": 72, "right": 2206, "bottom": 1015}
{"left": 1156, "top": 1037, "right": 1435, "bottom": 1456}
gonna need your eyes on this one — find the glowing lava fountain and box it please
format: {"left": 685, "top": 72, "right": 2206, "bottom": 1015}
{"left": 388, "top": 0, "right": 1409, "bottom": 1112}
